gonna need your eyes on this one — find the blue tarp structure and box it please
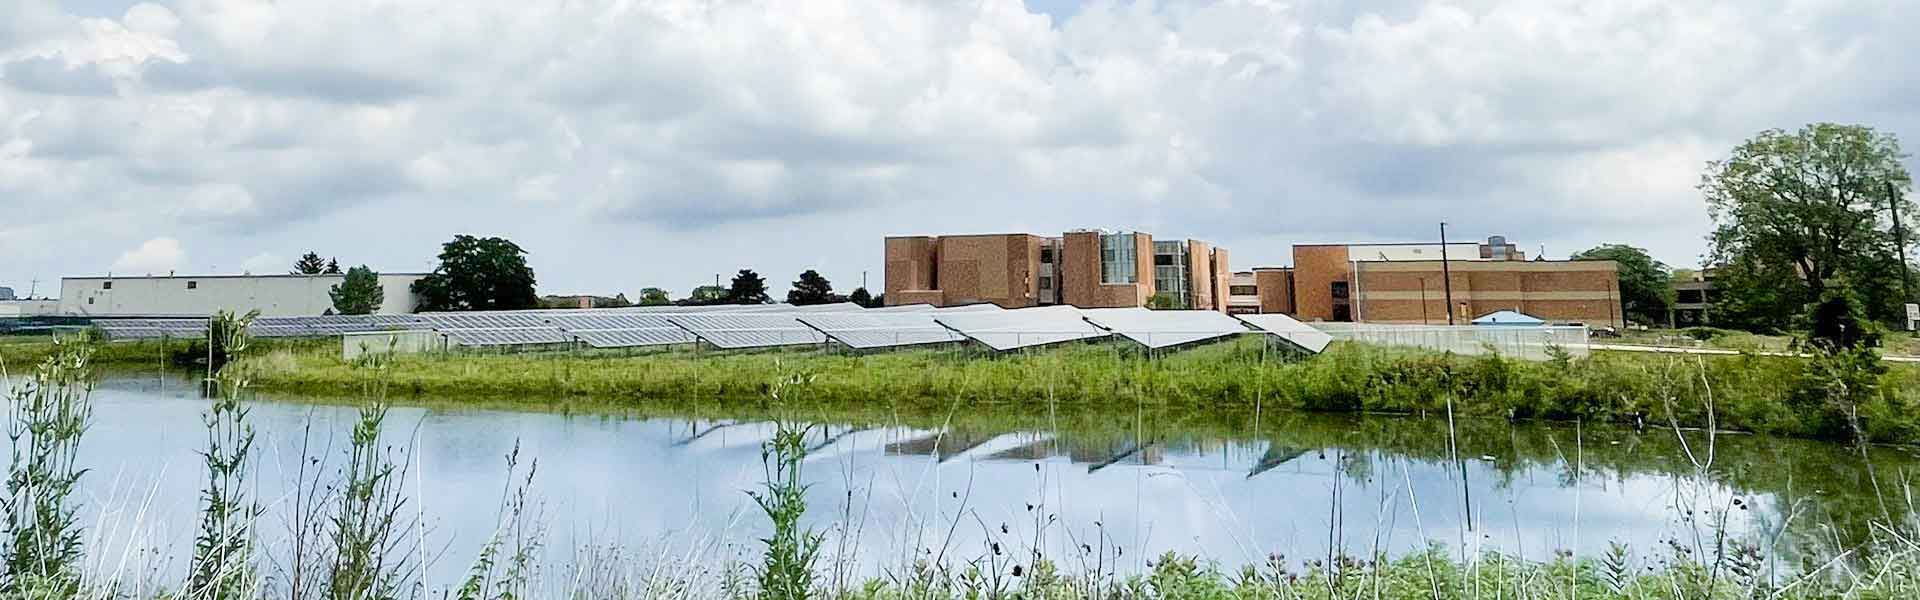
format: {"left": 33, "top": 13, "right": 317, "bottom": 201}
{"left": 1472, "top": 310, "right": 1546, "bottom": 326}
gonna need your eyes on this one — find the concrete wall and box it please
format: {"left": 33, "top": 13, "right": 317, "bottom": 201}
{"left": 59, "top": 274, "right": 424, "bottom": 316}
{"left": 1210, "top": 247, "right": 1231, "bottom": 313}
{"left": 0, "top": 300, "right": 61, "bottom": 317}
{"left": 1185, "top": 240, "right": 1213, "bottom": 310}
{"left": 1352, "top": 260, "right": 1623, "bottom": 328}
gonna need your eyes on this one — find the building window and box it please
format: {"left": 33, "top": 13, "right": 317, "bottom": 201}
{"left": 187, "top": 281, "right": 198, "bottom": 290}
{"left": 1331, "top": 281, "right": 1350, "bottom": 300}
{"left": 1038, "top": 276, "right": 1052, "bottom": 290}
{"left": 1154, "top": 254, "right": 1175, "bottom": 266}
{"left": 1040, "top": 247, "right": 1054, "bottom": 264}
{"left": 1100, "top": 233, "right": 1137, "bottom": 284}
{"left": 102, "top": 281, "right": 112, "bottom": 290}
{"left": 1230, "top": 285, "right": 1258, "bottom": 296}
{"left": 87, "top": 297, "right": 95, "bottom": 305}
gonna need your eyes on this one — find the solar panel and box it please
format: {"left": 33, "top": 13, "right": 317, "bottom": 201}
{"left": 933, "top": 306, "right": 1108, "bottom": 351}
{"left": 571, "top": 328, "right": 697, "bottom": 348}
{"left": 933, "top": 303, "right": 1006, "bottom": 313}
{"left": 667, "top": 314, "right": 827, "bottom": 349}
{"left": 441, "top": 327, "right": 573, "bottom": 347}
{"left": 1080, "top": 308, "right": 1250, "bottom": 349}
{"left": 795, "top": 314, "right": 967, "bottom": 349}
{"left": 1234, "top": 313, "right": 1333, "bottom": 354}
{"left": 545, "top": 313, "right": 678, "bottom": 331}
{"left": 781, "top": 302, "right": 867, "bottom": 313}
{"left": 865, "top": 304, "right": 936, "bottom": 313}
{"left": 421, "top": 313, "right": 553, "bottom": 329}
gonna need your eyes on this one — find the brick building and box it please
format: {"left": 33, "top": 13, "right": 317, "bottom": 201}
{"left": 883, "top": 230, "right": 1231, "bottom": 310}
{"left": 1243, "top": 237, "right": 1626, "bottom": 329}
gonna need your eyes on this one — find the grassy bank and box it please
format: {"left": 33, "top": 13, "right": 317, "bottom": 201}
{"left": 234, "top": 337, "right": 1920, "bottom": 443}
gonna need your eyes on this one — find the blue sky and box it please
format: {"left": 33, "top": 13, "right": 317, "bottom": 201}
{"left": 3, "top": 0, "right": 1916, "bottom": 298}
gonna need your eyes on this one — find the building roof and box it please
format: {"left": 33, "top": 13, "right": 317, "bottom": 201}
{"left": 64, "top": 272, "right": 431, "bottom": 281}
{"left": 1472, "top": 310, "right": 1546, "bottom": 326}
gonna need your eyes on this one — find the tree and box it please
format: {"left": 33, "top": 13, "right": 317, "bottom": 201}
{"left": 292, "top": 252, "right": 329, "bottom": 275}
{"left": 324, "top": 258, "right": 342, "bottom": 274}
{"left": 329, "top": 266, "right": 385, "bottom": 315}
{"left": 727, "top": 269, "right": 770, "bottom": 304}
{"left": 410, "top": 235, "right": 540, "bottom": 312}
{"left": 848, "top": 287, "right": 874, "bottom": 308}
{"left": 679, "top": 285, "right": 728, "bottom": 306}
{"left": 1704, "top": 123, "right": 1916, "bottom": 330}
{"left": 786, "top": 270, "right": 839, "bottom": 305}
{"left": 1146, "top": 292, "right": 1179, "bottom": 309}
{"left": 638, "top": 287, "right": 672, "bottom": 306}
{"left": 1571, "top": 244, "right": 1672, "bottom": 326}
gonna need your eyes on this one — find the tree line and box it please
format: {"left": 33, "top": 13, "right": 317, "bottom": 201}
{"left": 1568, "top": 123, "right": 1913, "bottom": 347}
{"left": 293, "top": 236, "right": 880, "bottom": 315}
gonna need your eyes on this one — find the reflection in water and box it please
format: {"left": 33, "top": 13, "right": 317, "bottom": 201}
{"left": 62, "top": 374, "right": 1920, "bottom": 591}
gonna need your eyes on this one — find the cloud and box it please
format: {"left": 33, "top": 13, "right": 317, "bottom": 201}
{"left": 110, "top": 237, "right": 186, "bottom": 275}
{"left": 1, "top": 55, "right": 116, "bottom": 95}
{"left": 3, "top": 0, "right": 1919, "bottom": 296}
{"left": 238, "top": 251, "right": 283, "bottom": 274}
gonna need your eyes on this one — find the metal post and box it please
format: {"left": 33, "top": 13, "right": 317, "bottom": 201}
{"left": 1891, "top": 182, "right": 1913, "bottom": 310}
{"left": 1440, "top": 223, "right": 1456, "bottom": 326}
{"left": 1420, "top": 278, "right": 1430, "bottom": 325}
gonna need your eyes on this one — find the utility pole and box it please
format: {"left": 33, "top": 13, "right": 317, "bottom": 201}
{"left": 1892, "top": 182, "right": 1913, "bottom": 305}
{"left": 1440, "top": 222, "right": 1456, "bottom": 326}
{"left": 1892, "top": 182, "right": 1915, "bottom": 332}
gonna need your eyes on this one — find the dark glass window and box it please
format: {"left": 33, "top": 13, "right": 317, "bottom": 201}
{"left": 1331, "top": 281, "right": 1350, "bottom": 300}
{"left": 1040, "top": 248, "right": 1054, "bottom": 263}
{"left": 1154, "top": 254, "right": 1176, "bottom": 266}
{"left": 187, "top": 281, "right": 198, "bottom": 290}
{"left": 102, "top": 281, "right": 112, "bottom": 290}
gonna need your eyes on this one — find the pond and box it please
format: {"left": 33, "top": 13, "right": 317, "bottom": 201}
{"left": 61, "top": 373, "right": 1920, "bottom": 592}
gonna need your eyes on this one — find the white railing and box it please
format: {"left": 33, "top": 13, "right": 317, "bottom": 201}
{"left": 1311, "top": 323, "right": 1590, "bottom": 360}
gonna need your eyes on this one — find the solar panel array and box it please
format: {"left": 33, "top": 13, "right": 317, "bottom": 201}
{"left": 933, "top": 305, "right": 1110, "bottom": 351}
{"left": 796, "top": 313, "right": 968, "bottom": 349}
{"left": 82, "top": 301, "right": 1340, "bottom": 357}
{"left": 666, "top": 314, "right": 827, "bottom": 349}
{"left": 1234, "top": 313, "right": 1334, "bottom": 354}
{"left": 1081, "top": 308, "right": 1251, "bottom": 349}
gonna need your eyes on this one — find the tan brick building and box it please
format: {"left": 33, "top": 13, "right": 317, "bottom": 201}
{"left": 1244, "top": 237, "right": 1625, "bottom": 329}
{"left": 884, "top": 230, "right": 1231, "bottom": 310}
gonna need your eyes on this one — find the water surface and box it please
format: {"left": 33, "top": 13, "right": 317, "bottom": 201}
{"left": 66, "top": 373, "right": 1919, "bottom": 591}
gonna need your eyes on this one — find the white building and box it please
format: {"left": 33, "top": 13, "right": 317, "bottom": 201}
{"left": 59, "top": 273, "right": 428, "bottom": 317}
{"left": 0, "top": 300, "right": 61, "bottom": 317}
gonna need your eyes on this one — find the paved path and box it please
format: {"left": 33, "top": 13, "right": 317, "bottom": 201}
{"left": 1591, "top": 343, "right": 1920, "bottom": 363}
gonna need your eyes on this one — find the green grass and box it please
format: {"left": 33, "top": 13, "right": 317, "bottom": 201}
{"left": 223, "top": 337, "right": 1920, "bottom": 444}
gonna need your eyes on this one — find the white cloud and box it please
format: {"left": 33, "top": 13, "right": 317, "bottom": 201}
{"left": 110, "top": 236, "right": 186, "bottom": 275}
{"left": 237, "top": 251, "right": 282, "bottom": 274}
{"left": 3, "top": 0, "right": 1918, "bottom": 295}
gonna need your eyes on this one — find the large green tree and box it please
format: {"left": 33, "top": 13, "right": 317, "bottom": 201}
{"left": 848, "top": 287, "right": 875, "bottom": 308}
{"left": 679, "top": 285, "right": 728, "bottom": 306}
{"left": 727, "top": 269, "right": 770, "bottom": 305}
{"left": 1571, "top": 244, "right": 1671, "bottom": 325}
{"left": 329, "top": 266, "right": 385, "bottom": 315}
{"left": 786, "top": 270, "right": 839, "bottom": 305}
{"left": 638, "top": 287, "right": 671, "bottom": 306}
{"left": 410, "top": 236, "right": 539, "bottom": 312}
{"left": 1704, "top": 123, "right": 1915, "bottom": 330}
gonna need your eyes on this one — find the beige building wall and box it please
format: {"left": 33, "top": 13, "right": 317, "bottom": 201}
{"left": 1352, "top": 260, "right": 1624, "bottom": 328}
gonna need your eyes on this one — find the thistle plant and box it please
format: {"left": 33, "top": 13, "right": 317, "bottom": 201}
{"left": 1, "top": 338, "right": 96, "bottom": 598}
{"left": 185, "top": 310, "right": 265, "bottom": 599}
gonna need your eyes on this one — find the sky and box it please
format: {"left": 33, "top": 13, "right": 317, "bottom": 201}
{"left": 3, "top": 0, "right": 1918, "bottom": 300}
